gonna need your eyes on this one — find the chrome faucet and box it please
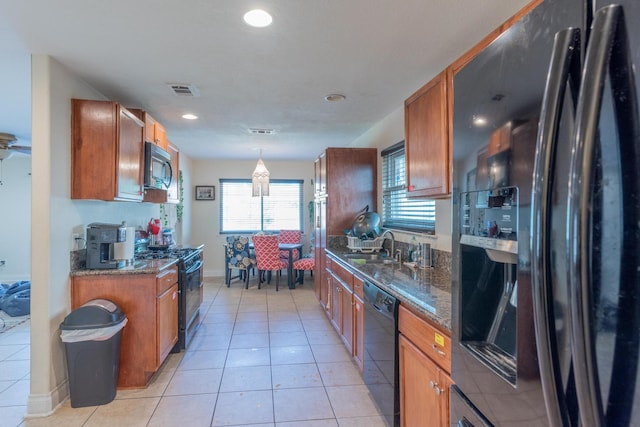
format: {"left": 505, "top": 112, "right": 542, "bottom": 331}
{"left": 380, "top": 230, "right": 395, "bottom": 260}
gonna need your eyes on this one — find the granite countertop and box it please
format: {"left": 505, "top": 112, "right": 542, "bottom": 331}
{"left": 326, "top": 248, "right": 452, "bottom": 332}
{"left": 70, "top": 258, "right": 178, "bottom": 277}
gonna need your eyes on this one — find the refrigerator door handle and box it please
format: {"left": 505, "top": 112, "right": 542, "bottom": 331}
{"left": 531, "top": 27, "right": 581, "bottom": 427}
{"left": 569, "top": 5, "right": 640, "bottom": 427}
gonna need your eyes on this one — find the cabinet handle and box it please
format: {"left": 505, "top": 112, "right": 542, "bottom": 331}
{"left": 429, "top": 380, "right": 443, "bottom": 395}
{"left": 432, "top": 344, "right": 446, "bottom": 356}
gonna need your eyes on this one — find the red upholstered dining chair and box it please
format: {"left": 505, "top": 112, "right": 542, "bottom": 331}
{"left": 293, "top": 257, "right": 315, "bottom": 285}
{"left": 278, "top": 229, "right": 302, "bottom": 261}
{"left": 252, "top": 234, "right": 288, "bottom": 291}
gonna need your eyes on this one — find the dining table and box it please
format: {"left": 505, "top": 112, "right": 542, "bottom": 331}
{"left": 225, "top": 241, "right": 303, "bottom": 289}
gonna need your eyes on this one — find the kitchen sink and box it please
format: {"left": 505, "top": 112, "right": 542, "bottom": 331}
{"left": 343, "top": 253, "right": 398, "bottom": 264}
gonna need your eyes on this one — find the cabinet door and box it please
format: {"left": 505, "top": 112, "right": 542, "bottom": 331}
{"left": 318, "top": 152, "right": 327, "bottom": 195}
{"left": 330, "top": 274, "right": 341, "bottom": 332}
{"left": 340, "top": 280, "right": 353, "bottom": 354}
{"left": 353, "top": 293, "right": 364, "bottom": 371}
{"left": 438, "top": 370, "right": 452, "bottom": 427}
{"left": 117, "top": 106, "right": 144, "bottom": 201}
{"left": 509, "top": 118, "right": 538, "bottom": 206}
{"left": 71, "top": 99, "right": 118, "bottom": 200}
{"left": 154, "top": 121, "right": 168, "bottom": 151}
{"left": 399, "top": 334, "right": 443, "bottom": 427}
{"left": 487, "top": 121, "right": 512, "bottom": 157}
{"left": 143, "top": 112, "right": 157, "bottom": 145}
{"left": 157, "top": 283, "right": 179, "bottom": 368}
{"left": 166, "top": 142, "right": 180, "bottom": 203}
{"left": 404, "top": 70, "right": 450, "bottom": 197}
{"left": 315, "top": 199, "right": 327, "bottom": 304}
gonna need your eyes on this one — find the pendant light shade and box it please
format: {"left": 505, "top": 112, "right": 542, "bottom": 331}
{"left": 252, "top": 150, "right": 270, "bottom": 197}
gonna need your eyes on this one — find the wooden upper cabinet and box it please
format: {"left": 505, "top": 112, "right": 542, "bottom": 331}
{"left": 315, "top": 152, "right": 327, "bottom": 195}
{"left": 71, "top": 99, "right": 144, "bottom": 202}
{"left": 487, "top": 121, "right": 512, "bottom": 157}
{"left": 154, "top": 121, "right": 168, "bottom": 151}
{"left": 130, "top": 109, "right": 168, "bottom": 151}
{"left": 323, "top": 148, "right": 377, "bottom": 236}
{"left": 166, "top": 142, "right": 180, "bottom": 203}
{"left": 404, "top": 70, "right": 450, "bottom": 198}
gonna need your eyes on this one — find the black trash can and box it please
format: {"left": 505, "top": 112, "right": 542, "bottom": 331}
{"left": 60, "top": 299, "right": 127, "bottom": 408}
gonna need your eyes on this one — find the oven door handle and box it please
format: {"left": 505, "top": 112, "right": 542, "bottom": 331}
{"left": 185, "top": 259, "right": 203, "bottom": 275}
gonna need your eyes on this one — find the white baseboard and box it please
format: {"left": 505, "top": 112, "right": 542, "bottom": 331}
{"left": 25, "top": 380, "right": 68, "bottom": 417}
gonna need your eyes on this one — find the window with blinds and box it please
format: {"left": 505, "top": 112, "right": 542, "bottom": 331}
{"left": 219, "top": 179, "right": 303, "bottom": 233}
{"left": 381, "top": 142, "right": 436, "bottom": 232}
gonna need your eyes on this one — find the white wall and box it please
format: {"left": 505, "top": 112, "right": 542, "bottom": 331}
{"left": 28, "top": 55, "right": 178, "bottom": 415}
{"left": 191, "top": 158, "right": 315, "bottom": 277}
{"left": 0, "top": 154, "right": 31, "bottom": 282}
{"left": 351, "top": 106, "right": 453, "bottom": 252}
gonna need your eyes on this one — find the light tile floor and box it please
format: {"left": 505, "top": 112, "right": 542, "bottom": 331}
{"left": 0, "top": 276, "right": 388, "bottom": 426}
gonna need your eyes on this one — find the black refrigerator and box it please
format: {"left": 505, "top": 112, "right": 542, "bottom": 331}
{"left": 451, "top": 0, "right": 640, "bottom": 426}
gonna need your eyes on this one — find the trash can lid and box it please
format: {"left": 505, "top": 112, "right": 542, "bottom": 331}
{"left": 60, "top": 299, "right": 125, "bottom": 330}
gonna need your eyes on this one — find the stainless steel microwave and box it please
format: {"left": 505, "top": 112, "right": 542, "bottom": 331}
{"left": 144, "top": 141, "right": 172, "bottom": 189}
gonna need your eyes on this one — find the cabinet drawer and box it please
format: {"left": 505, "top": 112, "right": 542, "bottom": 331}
{"left": 398, "top": 304, "right": 451, "bottom": 373}
{"left": 330, "top": 259, "right": 353, "bottom": 290}
{"left": 156, "top": 267, "right": 178, "bottom": 295}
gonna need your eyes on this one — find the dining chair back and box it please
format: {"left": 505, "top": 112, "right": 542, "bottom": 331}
{"left": 252, "top": 234, "right": 288, "bottom": 291}
{"left": 225, "top": 236, "right": 255, "bottom": 289}
{"left": 278, "top": 229, "right": 302, "bottom": 261}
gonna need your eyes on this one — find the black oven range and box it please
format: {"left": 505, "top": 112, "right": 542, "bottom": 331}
{"left": 136, "top": 245, "right": 204, "bottom": 351}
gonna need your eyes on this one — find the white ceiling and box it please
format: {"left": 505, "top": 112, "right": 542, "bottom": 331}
{"left": 0, "top": 0, "right": 530, "bottom": 161}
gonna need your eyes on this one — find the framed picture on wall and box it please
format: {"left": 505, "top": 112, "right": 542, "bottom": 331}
{"left": 195, "top": 185, "right": 215, "bottom": 200}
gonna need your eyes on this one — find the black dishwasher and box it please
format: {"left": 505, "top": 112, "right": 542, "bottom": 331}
{"left": 363, "top": 280, "right": 400, "bottom": 427}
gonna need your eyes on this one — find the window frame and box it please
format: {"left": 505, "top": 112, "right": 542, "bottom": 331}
{"left": 218, "top": 178, "right": 304, "bottom": 234}
{"left": 381, "top": 141, "right": 436, "bottom": 233}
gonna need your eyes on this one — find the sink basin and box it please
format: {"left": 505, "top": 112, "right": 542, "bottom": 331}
{"left": 343, "top": 253, "right": 398, "bottom": 264}
{"left": 344, "top": 253, "right": 383, "bottom": 260}
{"left": 132, "top": 261, "right": 149, "bottom": 270}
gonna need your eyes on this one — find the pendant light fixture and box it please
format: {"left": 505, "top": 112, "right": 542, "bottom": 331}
{"left": 252, "top": 149, "right": 270, "bottom": 197}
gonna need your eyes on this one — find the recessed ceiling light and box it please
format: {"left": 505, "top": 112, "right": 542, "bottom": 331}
{"left": 473, "top": 115, "right": 488, "bottom": 126}
{"left": 182, "top": 113, "right": 198, "bottom": 120}
{"left": 324, "top": 94, "right": 346, "bottom": 102}
{"left": 249, "top": 128, "right": 275, "bottom": 135}
{"left": 243, "top": 9, "right": 272, "bottom": 27}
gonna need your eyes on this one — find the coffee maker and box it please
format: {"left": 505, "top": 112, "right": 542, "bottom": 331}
{"left": 86, "top": 222, "right": 127, "bottom": 269}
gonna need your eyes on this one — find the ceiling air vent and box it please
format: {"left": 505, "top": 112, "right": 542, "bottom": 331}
{"left": 249, "top": 128, "right": 275, "bottom": 135}
{"left": 168, "top": 83, "right": 200, "bottom": 97}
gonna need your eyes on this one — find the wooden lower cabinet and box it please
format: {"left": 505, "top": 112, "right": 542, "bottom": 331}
{"left": 339, "top": 279, "right": 353, "bottom": 354}
{"left": 352, "top": 293, "right": 364, "bottom": 371}
{"left": 156, "top": 282, "right": 178, "bottom": 368}
{"left": 398, "top": 304, "right": 452, "bottom": 426}
{"left": 71, "top": 266, "right": 179, "bottom": 388}
{"left": 399, "top": 335, "right": 452, "bottom": 427}
{"left": 323, "top": 255, "right": 365, "bottom": 371}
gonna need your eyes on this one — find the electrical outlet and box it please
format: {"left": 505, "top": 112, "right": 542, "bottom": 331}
{"left": 71, "top": 233, "right": 80, "bottom": 251}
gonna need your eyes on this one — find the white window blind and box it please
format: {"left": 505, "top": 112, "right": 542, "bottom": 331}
{"left": 381, "top": 142, "right": 436, "bottom": 232}
{"left": 219, "top": 179, "right": 303, "bottom": 233}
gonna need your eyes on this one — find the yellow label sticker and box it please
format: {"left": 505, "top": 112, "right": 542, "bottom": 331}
{"left": 435, "top": 333, "right": 445, "bottom": 347}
